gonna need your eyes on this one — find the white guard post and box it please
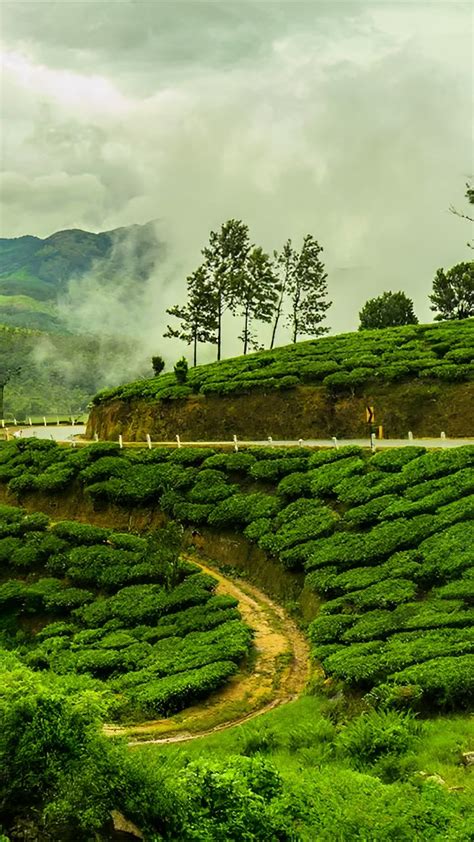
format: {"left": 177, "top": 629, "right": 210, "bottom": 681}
{"left": 441, "top": 431, "right": 446, "bottom": 439}
{"left": 28, "top": 417, "right": 32, "bottom": 426}
{"left": 13, "top": 418, "right": 17, "bottom": 426}
{"left": 176, "top": 434, "right": 181, "bottom": 448}
{"left": 94, "top": 433, "right": 99, "bottom": 442}
{"left": 268, "top": 436, "right": 273, "bottom": 444}
{"left": 408, "top": 431, "right": 414, "bottom": 440}
{"left": 146, "top": 434, "right": 152, "bottom": 449}
{"left": 298, "top": 438, "right": 303, "bottom": 446}
{"left": 233, "top": 434, "right": 238, "bottom": 452}
{"left": 370, "top": 432, "right": 376, "bottom": 452}
{"left": 118, "top": 434, "right": 123, "bottom": 449}
{"left": 43, "top": 416, "right": 47, "bottom": 426}
{"left": 332, "top": 436, "right": 338, "bottom": 448}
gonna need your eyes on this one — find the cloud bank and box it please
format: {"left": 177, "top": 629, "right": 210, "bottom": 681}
{"left": 0, "top": 0, "right": 472, "bottom": 359}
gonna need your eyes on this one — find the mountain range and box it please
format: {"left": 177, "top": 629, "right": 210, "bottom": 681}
{"left": 0, "top": 221, "right": 162, "bottom": 332}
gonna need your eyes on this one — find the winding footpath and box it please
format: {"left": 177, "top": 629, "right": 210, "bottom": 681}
{"left": 106, "top": 559, "right": 311, "bottom": 745}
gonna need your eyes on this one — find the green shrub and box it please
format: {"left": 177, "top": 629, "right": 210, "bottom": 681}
{"left": 309, "top": 457, "right": 365, "bottom": 496}
{"left": 51, "top": 521, "right": 109, "bottom": 545}
{"left": 202, "top": 452, "right": 257, "bottom": 472}
{"left": 370, "top": 447, "right": 426, "bottom": 472}
{"left": 336, "top": 710, "right": 422, "bottom": 768}
{"left": 208, "top": 493, "right": 281, "bottom": 527}
{"left": 277, "top": 472, "right": 311, "bottom": 499}
{"left": 167, "top": 448, "right": 215, "bottom": 465}
{"left": 79, "top": 456, "right": 128, "bottom": 484}
{"left": 249, "top": 458, "right": 308, "bottom": 482}
{"left": 388, "top": 654, "right": 474, "bottom": 708}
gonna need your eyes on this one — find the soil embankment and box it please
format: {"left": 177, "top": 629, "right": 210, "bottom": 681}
{"left": 87, "top": 381, "right": 474, "bottom": 442}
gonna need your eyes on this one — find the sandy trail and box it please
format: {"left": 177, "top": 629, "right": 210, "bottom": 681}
{"left": 105, "top": 557, "right": 310, "bottom": 745}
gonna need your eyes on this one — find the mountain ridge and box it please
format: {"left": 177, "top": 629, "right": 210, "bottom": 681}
{"left": 0, "top": 220, "right": 162, "bottom": 332}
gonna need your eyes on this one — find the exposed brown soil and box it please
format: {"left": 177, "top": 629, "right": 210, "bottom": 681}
{"left": 88, "top": 381, "right": 474, "bottom": 442}
{"left": 106, "top": 556, "right": 311, "bottom": 744}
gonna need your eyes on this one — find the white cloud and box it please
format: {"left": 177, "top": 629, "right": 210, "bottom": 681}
{"left": 0, "top": 0, "right": 472, "bottom": 346}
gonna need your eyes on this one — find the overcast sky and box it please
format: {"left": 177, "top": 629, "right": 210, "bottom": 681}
{"left": 0, "top": 0, "right": 472, "bottom": 339}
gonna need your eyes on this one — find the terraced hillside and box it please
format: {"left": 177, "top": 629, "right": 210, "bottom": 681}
{"left": 88, "top": 319, "right": 474, "bottom": 439}
{"left": 1, "top": 438, "right": 472, "bottom": 710}
{"left": 0, "top": 505, "right": 252, "bottom": 721}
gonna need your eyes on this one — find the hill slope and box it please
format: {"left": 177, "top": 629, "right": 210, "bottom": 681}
{"left": 88, "top": 320, "right": 474, "bottom": 440}
{"left": 0, "top": 221, "right": 162, "bottom": 332}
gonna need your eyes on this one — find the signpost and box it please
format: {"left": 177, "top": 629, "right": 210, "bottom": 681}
{"left": 366, "top": 406, "right": 376, "bottom": 451}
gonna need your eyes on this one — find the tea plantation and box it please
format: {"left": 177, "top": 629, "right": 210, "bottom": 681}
{"left": 1, "top": 437, "right": 473, "bottom": 840}
{"left": 93, "top": 318, "right": 473, "bottom": 404}
{"left": 0, "top": 437, "right": 472, "bottom": 710}
{"left": 0, "top": 504, "right": 252, "bottom": 721}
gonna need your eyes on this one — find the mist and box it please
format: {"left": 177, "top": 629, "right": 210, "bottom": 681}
{"left": 1, "top": 0, "right": 472, "bottom": 371}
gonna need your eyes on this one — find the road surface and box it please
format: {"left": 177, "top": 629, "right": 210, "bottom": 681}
{"left": 7, "top": 427, "right": 474, "bottom": 449}
{"left": 10, "top": 425, "right": 86, "bottom": 441}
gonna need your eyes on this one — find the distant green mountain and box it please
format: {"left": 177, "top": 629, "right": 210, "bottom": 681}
{"left": 0, "top": 221, "right": 162, "bottom": 332}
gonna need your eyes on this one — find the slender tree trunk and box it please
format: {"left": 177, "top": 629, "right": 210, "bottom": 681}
{"left": 193, "top": 333, "right": 197, "bottom": 367}
{"left": 270, "top": 299, "right": 283, "bottom": 349}
{"left": 217, "top": 295, "right": 222, "bottom": 361}
{"left": 243, "top": 307, "right": 249, "bottom": 355}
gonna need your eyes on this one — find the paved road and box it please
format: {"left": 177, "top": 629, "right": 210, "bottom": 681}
{"left": 9, "top": 427, "right": 473, "bottom": 449}
{"left": 11, "top": 425, "right": 86, "bottom": 441}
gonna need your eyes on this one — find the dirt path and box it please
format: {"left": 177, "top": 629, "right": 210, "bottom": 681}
{"left": 105, "top": 557, "right": 311, "bottom": 745}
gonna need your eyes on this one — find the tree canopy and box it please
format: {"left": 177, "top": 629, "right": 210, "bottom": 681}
{"left": 429, "top": 261, "right": 474, "bottom": 321}
{"left": 358, "top": 291, "right": 418, "bottom": 330}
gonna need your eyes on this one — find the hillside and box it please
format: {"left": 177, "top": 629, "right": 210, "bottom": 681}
{"left": 0, "top": 437, "right": 473, "bottom": 839}
{"left": 0, "top": 324, "right": 139, "bottom": 418}
{"left": 89, "top": 319, "right": 474, "bottom": 440}
{"left": 0, "top": 221, "right": 162, "bottom": 332}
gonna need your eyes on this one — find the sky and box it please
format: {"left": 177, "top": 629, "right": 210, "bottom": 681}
{"left": 0, "top": 0, "right": 472, "bottom": 352}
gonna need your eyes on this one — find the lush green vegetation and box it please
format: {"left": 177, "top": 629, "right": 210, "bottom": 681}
{"left": 1, "top": 663, "right": 472, "bottom": 840}
{"left": 0, "top": 222, "right": 161, "bottom": 333}
{"left": 2, "top": 438, "right": 473, "bottom": 711}
{"left": 0, "top": 503, "right": 252, "bottom": 722}
{"left": 94, "top": 318, "right": 474, "bottom": 404}
{"left": 0, "top": 324, "right": 143, "bottom": 418}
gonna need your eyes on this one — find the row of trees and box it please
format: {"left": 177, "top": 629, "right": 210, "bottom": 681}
{"left": 164, "top": 220, "right": 331, "bottom": 364}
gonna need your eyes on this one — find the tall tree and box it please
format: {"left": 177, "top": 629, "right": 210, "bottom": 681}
{"left": 202, "top": 219, "right": 251, "bottom": 360}
{"left": 358, "top": 291, "right": 418, "bottom": 329}
{"left": 449, "top": 182, "right": 474, "bottom": 248}
{"left": 287, "top": 235, "right": 331, "bottom": 343}
{"left": 233, "top": 247, "right": 277, "bottom": 354}
{"left": 164, "top": 266, "right": 217, "bottom": 366}
{"left": 429, "top": 261, "right": 474, "bottom": 321}
{"left": 0, "top": 365, "right": 21, "bottom": 419}
{"left": 270, "top": 240, "right": 295, "bottom": 349}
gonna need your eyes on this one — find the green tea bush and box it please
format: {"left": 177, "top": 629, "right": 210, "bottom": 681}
{"left": 249, "top": 457, "right": 308, "bottom": 482}
{"left": 79, "top": 456, "right": 128, "bottom": 484}
{"left": 388, "top": 654, "right": 474, "bottom": 708}
{"left": 276, "top": 471, "right": 311, "bottom": 499}
{"left": 122, "top": 660, "right": 238, "bottom": 717}
{"left": 259, "top": 509, "right": 337, "bottom": 557}
{"left": 167, "top": 447, "right": 215, "bottom": 465}
{"left": 370, "top": 447, "right": 426, "bottom": 472}
{"left": 208, "top": 493, "right": 281, "bottom": 527}
{"left": 309, "top": 457, "right": 366, "bottom": 496}
{"left": 51, "top": 521, "right": 109, "bottom": 545}
{"left": 308, "top": 446, "right": 363, "bottom": 468}
{"left": 202, "top": 452, "right": 257, "bottom": 472}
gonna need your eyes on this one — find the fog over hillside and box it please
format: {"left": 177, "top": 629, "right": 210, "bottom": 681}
{"left": 0, "top": 0, "right": 472, "bottom": 363}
